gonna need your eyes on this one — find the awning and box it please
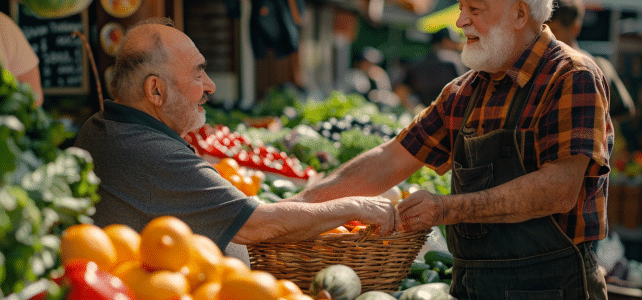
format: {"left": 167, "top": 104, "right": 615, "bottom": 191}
{"left": 416, "top": 3, "right": 461, "bottom": 34}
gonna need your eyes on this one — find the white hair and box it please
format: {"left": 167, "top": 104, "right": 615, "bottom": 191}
{"left": 520, "top": 0, "right": 555, "bottom": 24}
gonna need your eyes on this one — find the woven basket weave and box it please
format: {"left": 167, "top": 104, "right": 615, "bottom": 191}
{"left": 247, "top": 228, "right": 431, "bottom": 293}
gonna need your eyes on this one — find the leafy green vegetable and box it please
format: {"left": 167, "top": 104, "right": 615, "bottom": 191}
{"left": 0, "top": 63, "right": 100, "bottom": 297}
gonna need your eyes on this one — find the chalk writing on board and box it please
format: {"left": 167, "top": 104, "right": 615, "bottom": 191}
{"left": 15, "top": 4, "right": 88, "bottom": 94}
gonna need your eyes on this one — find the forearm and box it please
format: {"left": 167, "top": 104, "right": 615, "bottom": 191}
{"left": 232, "top": 199, "right": 373, "bottom": 244}
{"left": 441, "top": 155, "right": 589, "bottom": 224}
{"left": 295, "top": 140, "right": 422, "bottom": 203}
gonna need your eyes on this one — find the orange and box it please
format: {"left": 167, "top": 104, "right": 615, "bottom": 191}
{"left": 60, "top": 223, "right": 117, "bottom": 271}
{"left": 103, "top": 224, "right": 141, "bottom": 268}
{"left": 215, "top": 158, "right": 240, "bottom": 179}
{"left": 140, "top": 216, "right": 193, "bottom": 271}
{"left": 112, "top": 260, "right": 144, "bottom": 281}
{"left": 183, "top": 234, "right": 223, "bottom": 290}
{"left": 207, "top": 256, "right": 251, "bottom": 283}
{"left": 136, "top": 270, "right": 190, "bottom": 300}
{"left": 218, "top": 271, "right": 280, "bottom": 300}
{"left": 276, "top": 279, "right": 303, "bottom": 298}
{"left": 350, "top": 225, "right": 368, "bottom": 233}
{"left": 321, "top": 226, "right": 349, "bottom": 235}
{"left": 228, "top": 174, "right": 243, "bottom": 189}
{"left": 114, "top": 261, "right": 150, "bottom": 291}
{"left": 237, "top": 176, "right": 259, "bottom": 196}
{"left": 191, "top": 281, "right": 221, "bottom": 300}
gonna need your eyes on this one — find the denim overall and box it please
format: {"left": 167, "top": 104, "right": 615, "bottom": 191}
{"left": 447, "top": 64, "right": 606, "bottom": 299}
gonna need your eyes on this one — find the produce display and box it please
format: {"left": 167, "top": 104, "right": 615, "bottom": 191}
{"left": 1, "top": 64, "right": 455, "bottom": 299}
{"left": 398, "top": 250, "right": 454, "bottom": 292}
{"left": 55, "top": 216, "right": 314, "bottom": 300}
{"left": 185, "top": 125, "right": 317, "bottom": 182}
{"left": 0, "top": 65, "right": 100, "bottom": 298}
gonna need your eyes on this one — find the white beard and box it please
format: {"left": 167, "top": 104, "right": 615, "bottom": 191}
{"left": 461, "top": 19, "right": 516, "bottom": 73}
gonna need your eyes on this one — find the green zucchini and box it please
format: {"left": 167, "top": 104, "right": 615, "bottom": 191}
{"left": 409, "top": 262, "right": 432, "bottom": 279}
{"left": 420, "top": 270, "right": 440, "bottom": 284}
{"left": 398, "top": 278, "right": 422, "bottom": 291}
{"left": 423, "top": 250, "right": 453, "bottom": 267}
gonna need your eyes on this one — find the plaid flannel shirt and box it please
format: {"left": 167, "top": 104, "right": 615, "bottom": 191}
{"left": 396, "top": 26, "right": 614, "bottom": 244}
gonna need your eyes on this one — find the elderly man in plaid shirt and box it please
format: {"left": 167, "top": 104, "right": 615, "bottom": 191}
{"left": 293, "top": 0, "right": 613, "bottom": 298}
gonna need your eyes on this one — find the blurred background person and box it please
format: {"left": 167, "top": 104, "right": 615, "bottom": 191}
{"left": 0, "top": 11, "right": 43, "bottom": 106}
{"left": 547, "top": 0, "right": 635, "bottom": 122}
{"left": 393, "top": 27, "right": 467, "bottom": 112}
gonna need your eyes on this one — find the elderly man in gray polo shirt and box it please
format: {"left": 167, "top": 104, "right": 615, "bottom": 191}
{"left": 74, "top": 18, "right": 401, "bottom": 265}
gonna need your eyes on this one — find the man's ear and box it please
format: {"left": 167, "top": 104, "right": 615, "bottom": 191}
{"left": 143, "top": 75, "right": 165, "bottom": 107}
{"left": 513, "top": 0, "right": 530, "bottom": 31}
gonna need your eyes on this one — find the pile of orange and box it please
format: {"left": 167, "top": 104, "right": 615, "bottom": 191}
{"left": 214, "top": 158, "right": 264, "bottom": 196}
{"left": 60, "top": 216, "right": 313, "bottom": 300}
{"left": 321, "top": 221, "right": 368, "bottom": 235}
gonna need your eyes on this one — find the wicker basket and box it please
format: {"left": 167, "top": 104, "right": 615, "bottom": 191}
{"left": 247, "top": 228, "right": 431, "bottom": 293}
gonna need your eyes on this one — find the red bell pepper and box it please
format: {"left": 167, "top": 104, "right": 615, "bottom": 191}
{"left": 62, "top": 260, "right": 136, "bottom": 300}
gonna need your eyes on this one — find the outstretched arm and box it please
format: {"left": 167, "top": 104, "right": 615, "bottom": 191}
{"left": 291, "top": 139, "right": 425, "bottom": 203}
{"left": 231, "top": 196, "right": 403, "bottom": 244}
{"left": 398, "top": 155, "right": 590, "bottom": 230}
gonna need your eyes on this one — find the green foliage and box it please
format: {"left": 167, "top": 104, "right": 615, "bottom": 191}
{"left": 0, "top": 64, "right": 100, "bottom": 297}
{"left": 406, "top": 168, "right": 451, "bottom": 196}
{"left": 337, "top": 129, "right": 384, "bottom": 164}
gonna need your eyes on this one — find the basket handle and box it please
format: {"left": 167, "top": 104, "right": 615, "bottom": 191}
{"left": 356, "top": 225, "right": 377, "bottom": 242}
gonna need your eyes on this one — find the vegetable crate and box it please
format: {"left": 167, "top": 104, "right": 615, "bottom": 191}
{"left": 247, "top": 229, "right": 431, "bottom": 293}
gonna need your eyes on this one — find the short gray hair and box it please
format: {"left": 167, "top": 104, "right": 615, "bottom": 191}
{"left": 110, "top": 18, "right": 175, "bottom": 102}
{"left": 521, "top": 0, "right": 555, "bottom": 24}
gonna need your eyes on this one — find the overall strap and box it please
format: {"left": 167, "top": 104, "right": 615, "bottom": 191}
{"left": 459, "top": 79, "right": 484, "bottom": 132}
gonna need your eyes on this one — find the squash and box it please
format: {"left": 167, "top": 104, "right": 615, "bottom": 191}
{"left": 423, "top": 251, "right": 453, "bottom": 268}
{"left": 399, "top": 283, "right": 454, "bottom": 300}
{"left": 355, "top": 291, "right": 397, "bottom": 300}
{"left": 310, "top": 265, "right": 362, "bottom": 300}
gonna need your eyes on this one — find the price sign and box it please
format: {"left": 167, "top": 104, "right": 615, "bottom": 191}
{"left": 12, "top": 2, "right": 90, "bottom": 95}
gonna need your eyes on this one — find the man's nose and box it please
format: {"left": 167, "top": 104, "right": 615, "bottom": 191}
{"left": 456, "top": 10, "right": 470, "bottom": 29}
{"left": 205, "top": 75, "right": 216, "bottom": 93}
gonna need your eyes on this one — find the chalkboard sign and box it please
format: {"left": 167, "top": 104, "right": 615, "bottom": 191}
{"left": 11, "top": 2, "right": 89, "bottom": 95}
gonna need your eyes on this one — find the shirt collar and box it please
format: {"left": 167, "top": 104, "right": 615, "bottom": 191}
{"left": 103, "top": 100, "right": 194, "bottom": 151}
{"left": 506, "top": 25, "right": 554, "bottom": 87}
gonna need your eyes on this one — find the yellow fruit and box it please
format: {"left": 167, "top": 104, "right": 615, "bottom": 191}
{"left": 60, "top": 223, "right": 117, "bottom": 271}
{"left": 132, "top": 270, "right": 190, "bottom": 300}
{"left": 183, "top": 234, "right": 223, "bottom": 290}
{"left": 103, "top": 224, "right": 141, "bottom": 268}
{"left": 322, "top": 226, "right": 350, "bottom": 235}
{"left": 215, "top": 158, "right": 240, "bottom": 179}
{"left": 218, "top": 271, "right": 280, "bottom": 300}
{"left": 276, "top": 279, "right": 303, "bottom": 298}
{"left": 112, "top": 260, "right": 142, "bottom": 280}
{"left": 140, "top": 216, "right": 193, "bottom": 271}
{"left": 115, "top": 261, "right": 152, "bottom": 298}
{"left": 192, "top": 281, "right": 222, "bottom": 300}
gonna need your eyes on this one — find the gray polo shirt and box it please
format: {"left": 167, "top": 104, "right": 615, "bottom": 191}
{"left": 74, "top": 100, "right": 259, "bottom": 265}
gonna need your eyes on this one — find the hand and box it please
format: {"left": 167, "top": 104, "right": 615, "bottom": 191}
{"left": 352, "top": 196, "right": 403, "bottom": 236}
{"left": 397, "top": 190, "right": 444, "bottom": 231}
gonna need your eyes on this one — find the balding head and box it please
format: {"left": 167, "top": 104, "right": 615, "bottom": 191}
{"left": 110, "top": 18, "right": 179, "bottom": 103}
